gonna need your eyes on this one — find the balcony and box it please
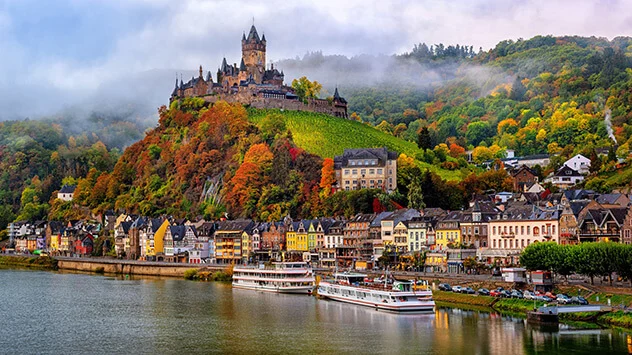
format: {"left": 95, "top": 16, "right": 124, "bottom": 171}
{"left": 578, "top": 229, "right": 620, "bottom": 237}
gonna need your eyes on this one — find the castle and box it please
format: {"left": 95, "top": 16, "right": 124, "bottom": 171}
{"left": 170, "top": 25, "right": 348, "bottom": 118}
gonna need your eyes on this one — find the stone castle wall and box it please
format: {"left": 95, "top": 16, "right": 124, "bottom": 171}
{"left": 203, "top": 94, "right": 348, "bottom": 118}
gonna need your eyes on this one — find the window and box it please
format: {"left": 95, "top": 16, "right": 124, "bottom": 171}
{"left": 493, "top": 239, "right": 496, "bottom": 248}
{"left": 352, "top": 169, "right": 357, "bottom": 175}
{"left": 350, "top": 161, "right": 355, "bottom": 166}
{"left": 521, "top": 226, "right": 524, "bottom": 235}
{"left": 345, "top": 181, "right": 349, "bottom": 185}
{"left": 361, "top": 169, "right": 366, "bottom": 175}
{"left": 378, "top": 180, "right": 382, "bottom": 184}
{"left": 344, "top": 169, "right": 349, "bottom": 175}
{"left": 377, "top": 169, "right": 383, "bottom": 174}
{"left": 527, "top": 226, "right": 531, "bottom": 234}
{"left": 493, "top": 226, "right": 496, "bottom": 235}
{"left": 369, "top": 169, "right": 375, "bottom": 174}
{"left": 552, "top": 225, "right": 556, "bottom": 234}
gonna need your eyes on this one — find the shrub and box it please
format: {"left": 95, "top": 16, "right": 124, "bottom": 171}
{"left": 184, "top": 269, "right": 198, "bottom": 280}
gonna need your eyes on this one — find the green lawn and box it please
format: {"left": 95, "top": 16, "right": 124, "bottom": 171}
{"left": 248, "top": 108, "right": 463, "bottom": 181}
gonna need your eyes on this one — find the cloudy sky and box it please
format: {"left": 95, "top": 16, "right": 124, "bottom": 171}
{"left": 0, "top": 0, "right": 631, "bottom": 119}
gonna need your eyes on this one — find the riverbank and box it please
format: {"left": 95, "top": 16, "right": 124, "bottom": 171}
{"left": 0, "top": 255, "right": 57, "bottom": 270}
{"left": 432, "top": 290, "right": 632, "bottom": 329}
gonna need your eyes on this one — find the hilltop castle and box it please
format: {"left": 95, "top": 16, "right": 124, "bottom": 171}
{"left": 170, "top": 25, "right": 348, "bottom": 118}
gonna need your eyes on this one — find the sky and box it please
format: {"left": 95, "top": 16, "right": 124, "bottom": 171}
{"left": 0, "top": 0, "right": 631, "bottom": 119}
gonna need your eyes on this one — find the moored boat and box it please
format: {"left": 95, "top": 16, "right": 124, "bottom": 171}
{"left": 232, "top": 262, "right": 315, "bottom": 294}
{"left": 318, "top": 272, "right": 435, "bottom": 313}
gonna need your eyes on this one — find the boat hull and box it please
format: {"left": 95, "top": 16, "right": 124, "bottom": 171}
{"left": 318, "top": 282, "right": 435, "bottom": 313}
{"left": 232, "top": 283, "right": 313, "bottom": 294}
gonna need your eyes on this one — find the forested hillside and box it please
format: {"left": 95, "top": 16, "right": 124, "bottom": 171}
{"left": 5, "top": 35, "right": 632, "bottom": 229}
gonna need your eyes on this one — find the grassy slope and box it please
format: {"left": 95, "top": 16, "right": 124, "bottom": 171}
{"left": 248, "top": 108, "right": 462, "bottom": 180}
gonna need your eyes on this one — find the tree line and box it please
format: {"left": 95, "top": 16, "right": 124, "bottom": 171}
{"left": 519, "top": 242, "right": 632, "bottom": 286}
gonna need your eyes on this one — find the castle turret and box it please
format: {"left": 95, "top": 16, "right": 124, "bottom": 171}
{"left": 206, "top": 71, "right": 213, "bottom": 83}
{"left": 171, "top": 74, "right": 179, "bottom": 99}
{"left": 242, "top": 24, "right": 266, "bottom": 83}
{"left": 199, "top": 65, "right": 203, "bottom": 78}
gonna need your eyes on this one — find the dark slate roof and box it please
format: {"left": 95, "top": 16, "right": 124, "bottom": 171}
{"left": 610, "top": 208, "right": 628, "bottom": 225}
{"left": 130, "top": 217, "right": 147, "bottom": 229}
{"left": 422, "top": 208, "right": 447, "bottom": 218}
{"left": 595, "top": 193, "right": 626, "bottom": 205}
{"left": 59, "top": 185, "right": 76, "bottom": 194}
{"left": 205, "top": 71, "right": 213, "bottom": 82}
{"left": 570, "top": 201, "right": 590, "bottom": 217}
{"left": 150, "top": 218, "right": 164, "bottom": 233}
{"left": 333, "top": 87, "right": 347, "bottom": 104}
{"left": 240, "top": 58, "right": 246, "bottom": 71}
{"left": 349, "top": 214, "right": 377, "bottom": 224}
{"left": 120, "top": 221, "right": 133, "bottom": 234}
{"left": 217, "top": 219, "right": 254, "bottom": 232}
{"left": 334, "top": 147, "right": 397, "bottom": 169}
{"left": 370, "top": 211, "right": 393, "bottom": 227}
{"left": 262, "top": 68, "right": 284, "bottom": 81}
{"left": 246, "top": 24, "right": 261, "bottom": 42}
{"left": 48, "top": 221, "right": 64, "bottom": 234}
{"left": 563, "top": 190, "right": 595, "bottom": 201}
{"left": 170, "top": 226, "right": 186, "bottom": 241}
{"left": 555, "top": 165, "right": 582, "bottom": 177}
{"left": 511, "top": 164, "right": 537, "bottom": 177}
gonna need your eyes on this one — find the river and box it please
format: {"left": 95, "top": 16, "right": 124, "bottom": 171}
{"left": 0, "top": 269, "right": 630, "bottom": 354}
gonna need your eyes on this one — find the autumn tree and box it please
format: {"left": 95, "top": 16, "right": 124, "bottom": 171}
{"left": 407, "top": 176, "right": 425, "bottom": 210}
{"left": 291, "top": 76, "right": 322, "bottom": 103}
{"left": 319, "top": 158, "right": 336, "bottom": 197}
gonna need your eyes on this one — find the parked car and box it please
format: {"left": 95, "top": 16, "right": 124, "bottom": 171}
{"left": 463, "top": 287, "right": 475, "bottom": 294}
{"left": 571, "top": 296, "right": 589, "bottom": 305}
{"left": 540, "top": 295, "right": 553, "bottom": 303}
{"left": 523, "top": 291, "right": 535, "bottom": 300}
{"left": 438, "top": 283, "right": 452, "bottom": 292}
{"left": 452, "top": 286, "right": 464, "bottom": 293}
{"left": 556, "top": 294, "right": 572, "bottom": 304}
{"left": 510, "top": 290, "right": 524, "bottom": 299}
{"left": 500, "top": 290, "right": 512, "bottom": 298}
{"left": 490, "top": 289, "right": 502, "bottom": 297}
{"left": 545, "top": 292, "right": 557, "bottom": 300}
{"left": 477, "top": 288, "right": 490, "bottom": 296}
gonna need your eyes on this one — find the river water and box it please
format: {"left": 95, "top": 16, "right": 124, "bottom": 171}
{"left": 0, "top": 269, "right": 630, "bottom": 354}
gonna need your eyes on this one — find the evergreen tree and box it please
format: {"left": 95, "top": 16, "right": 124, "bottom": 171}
{"left": 509, "top": 76, "right": 527, "bottom": 101}
{"left": 608, "top": 145, "right": 617, "bottom": 162}
{"left": 417, "top": 127, "right": 433, "bottom": 150}
{"left": 407, "top": 176, "right": 425, "bottom": 210}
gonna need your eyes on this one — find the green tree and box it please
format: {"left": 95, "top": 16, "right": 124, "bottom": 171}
{"left": 291, "top": 76, "right": 322, "bottom": 103}
{"left": 417, "top": 127, "right": 433, "bottom": 150}
{"left": 407, "top": 176, "right": 425, "bottom": 210}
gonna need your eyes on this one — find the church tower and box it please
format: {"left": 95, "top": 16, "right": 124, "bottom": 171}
{"left": 241, "top": 25, "right": 266, "bottom": 83}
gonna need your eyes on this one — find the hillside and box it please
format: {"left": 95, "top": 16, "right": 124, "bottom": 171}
{"left": 248, "top": 109, "right": 463, "bottom": 181}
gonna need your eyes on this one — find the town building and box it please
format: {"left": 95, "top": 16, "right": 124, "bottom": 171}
{"left": 547, "top": 165, "right": 584, "bottom": 189}
{"left": 333, "top": 147, "right": 398, "bottom": 192}
{"left": 57, "top": 185, "right": 76, "bottom": 201}
{"left": 563, "top": 154, "right": 591, "bottom": 175}
{"left": 435, "top": 211, "right": 462, "bottom": 250}
{"left": 214, "top": 219, "right": 255, "bottom": 264}
{"left": 511, "top": 165, "right": 539, "bottom": 192}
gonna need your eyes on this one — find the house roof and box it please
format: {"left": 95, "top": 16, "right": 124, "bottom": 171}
{"left": 217, "top": 219, "right": 254, "bottom": 233}
{"left": 59, "top": 185, "right": 76, "bottom": 194}
{"left": 333, "top": 147, "right": 397, "bottom": 169}
{"left": 511, "top": 164, "right": 537, "bottom": 177}
{"left": 169, "top": 226, "right": 187, "bottom": 241}
{"left": 595, "top": 193, "right": 626, "bottom": 205}
{"left": 555, "top": 165, "right": 582, "bottom": 177}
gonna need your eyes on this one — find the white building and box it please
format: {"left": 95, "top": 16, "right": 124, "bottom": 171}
{"left": 563, "top": 154, "right": 591, "bottom": 175}
{"left": 57, "top": 185, "right": 76, "bottom": 201}
{"left": 547, "top": 165, "right": 585, "bottom": 189}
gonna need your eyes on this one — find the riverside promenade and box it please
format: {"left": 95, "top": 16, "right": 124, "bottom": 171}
{"left": 55, "top": 256, "right": 226, "bottom": 277}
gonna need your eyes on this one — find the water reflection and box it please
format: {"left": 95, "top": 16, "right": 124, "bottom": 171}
{"left": 0, "top": 269, "right": 630, "bottom": 354}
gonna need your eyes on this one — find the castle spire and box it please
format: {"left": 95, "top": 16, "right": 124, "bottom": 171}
{"left": 239, "top": 58, "right": 246, "bottom": 71}
{"left": 242, "top": 32, "right": 246, "bottom": 41}
{"left": 261, "top": 33, "right": 266, "bottom": 42}
{"left": 199, "top": 65, "right": 203, "bottom": 78}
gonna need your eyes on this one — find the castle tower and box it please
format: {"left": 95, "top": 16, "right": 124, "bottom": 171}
{"left": 242, "top": 25, "right": 266, "bottom": 83}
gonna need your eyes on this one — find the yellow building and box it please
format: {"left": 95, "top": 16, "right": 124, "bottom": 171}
{"left": 153, "top": 220, "right": 171, "bottom": 257}
{"left": 435, "top": 211, "right": 462, "bottom": 250}
{"left": 286, "top": 221, "right": 309, "bottom": 252}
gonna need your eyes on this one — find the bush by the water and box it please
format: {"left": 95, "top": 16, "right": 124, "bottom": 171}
{"left": 0, "top": 256, "right": 57, "bottom": 270}
{"left": 184, "top": 267, "right": 232, "bottom": 282}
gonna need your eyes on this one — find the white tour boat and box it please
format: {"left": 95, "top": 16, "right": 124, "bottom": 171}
{"left": 232, "top": 262, "right": 315, "bottom": 294}
{"left": 318, "top": 272, "right": 435, "bottom": 313}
